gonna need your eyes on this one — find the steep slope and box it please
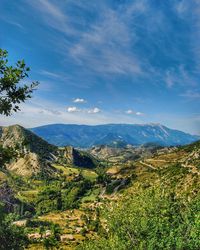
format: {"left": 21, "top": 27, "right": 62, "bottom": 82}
{"left": 57, "top": 146, "right": 98, "bottom": 168}
{"left": 89, "top": 143, "right": 163, "bottom": 163}
{"left": 31, "top": 123, "right": 199, "bottom": 147}
{"left": 0, "top": 125, "right": 57, "bottom": 177}
{"left": 0, "top": 125, "right": 57, "bottom": 158}
{"left": 104, "top": 140, "right": 200, "bottom": 199}
{"left": 0, "top": 125, "right": 99, "bottom": 176}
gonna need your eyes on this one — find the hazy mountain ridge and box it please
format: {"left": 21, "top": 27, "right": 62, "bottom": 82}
{"left": 31, "top": 123, "right": 199, "bottom": 147}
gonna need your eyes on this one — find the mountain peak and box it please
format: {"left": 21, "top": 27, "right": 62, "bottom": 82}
{"left": 31, "top": 123, "right": 199, "bottom": 148}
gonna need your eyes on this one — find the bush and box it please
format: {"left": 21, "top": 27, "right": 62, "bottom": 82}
{"left": 0, "top": 204, "right": 28, "bottom": 249}
{"left": 78, "top": 188, "right": 200, "bottom": 250}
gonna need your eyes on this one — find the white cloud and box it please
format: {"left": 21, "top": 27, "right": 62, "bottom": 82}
{"left": 67, "top": 106, "right": 101, "bottom": 113}
{"left": 125, "top": 109, "right": 134, "bottom": 114}
{"left": 125, "top": 110, "right": 144, "bottom": 116}
{"left": 73, "top": 98, "right": 86, "bottom": 103}
{"left": 136, "top": 112, "right": 144, "bottom": 116}
{"left": 67, "top": 106, "right": 80, "bottom": 113}
{"left": 87, "top": 107, "right": 101, "bottom": 114}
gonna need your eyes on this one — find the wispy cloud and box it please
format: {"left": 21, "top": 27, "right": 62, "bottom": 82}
{"left": 0, "top": 17, "right": 24, "bottom": 29}
{"left": 162, "top": 65, "right": 198, "bottom": 89}
{"left": 165, "top": 70, "right": 175, "bottom": 88}
{"left": 125, "top": 110, "right": 144, "bottom": 116}
{"left": 26, "top": 0, "right": 75, "bottom": 35}
{"left": 69, "top": 7, "right": 142, "bottom": 75}
{"left": 136, "top": 112, "right": 144, "bottom": 116}
{"left": 39, "top": 70, "right": 61, "bottom": 79}
{"left": 180, "top": 90, "right": 200, "bottom": 99}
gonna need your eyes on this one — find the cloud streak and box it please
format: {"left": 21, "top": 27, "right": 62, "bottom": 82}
{"left": 125, "top": 110, "right": 144, "bottom": 116}
{"left": 69, "top": 7, "right": 142, "bottom": 75}
{"left": 25, "top": 0, "right": 76, "bottom": 36}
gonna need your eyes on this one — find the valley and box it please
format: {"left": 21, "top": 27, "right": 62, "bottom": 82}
{"left": 1, "top": 2, "right": 200, "bottom": 248}
{"left": 0, "top": 125, "right": 199, "bottom": 249}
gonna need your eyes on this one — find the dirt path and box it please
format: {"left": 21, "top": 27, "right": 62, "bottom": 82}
{"left": 139, "top": 161, "right": 156, "bottom": 170}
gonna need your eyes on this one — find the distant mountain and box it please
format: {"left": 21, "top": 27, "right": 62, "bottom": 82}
{"left": 30, "top": 123, "right": 199, "bottom": 148}
{"left": 89, "top": 143, "right": 163, "bottom": 162}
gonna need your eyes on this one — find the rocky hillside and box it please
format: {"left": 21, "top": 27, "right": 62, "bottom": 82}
{"left": 0, "top": 125, "right": 98, "bottom": 177}
{"left": 89, "top": 143, "right": 163, "bottom": 163}
{"left": 0, "top": 128, "right": 199, "bottom": 249}
{"left": 0, "top": 125, "right": 57, "bottom": 158}
{"left": 31, "top": 123, "right": 199, "bottom": 147}
{"left": 0, "top": 125, "right": 57, "bottom": 177}
{"left": 57, "top": 146, "right": 98, "bottom": 168}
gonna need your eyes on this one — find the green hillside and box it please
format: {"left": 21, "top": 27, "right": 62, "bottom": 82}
{"left": 0, "top": 128, "right": 199, "bottom": 249}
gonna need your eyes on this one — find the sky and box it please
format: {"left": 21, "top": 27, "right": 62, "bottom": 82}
{"left": 0, "top": 0, "right": 199, "bottom": 134}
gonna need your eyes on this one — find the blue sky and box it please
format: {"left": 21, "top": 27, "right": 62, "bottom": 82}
{"left": 0, "top": 0, "right": 199, "bottom": 134}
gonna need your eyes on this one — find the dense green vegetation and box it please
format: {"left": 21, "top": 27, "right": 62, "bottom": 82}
{"left": 0, "top": 203, "right": 28, "bottom": 249}
{"left": 36, "top": 176, "right": 93, "bottom": 214}
{"left": 0, "top": 141, "right": 200, "bottom": 249}
{"left": 0, "top": 145, "right": 16, "bottom": 167}
{"left": 79, "top": 187, "right": 200, "bottom": 250}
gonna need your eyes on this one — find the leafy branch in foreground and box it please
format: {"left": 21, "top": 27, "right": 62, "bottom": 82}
{"left": 0, "top": 49, "right": 39, "bottom": 116}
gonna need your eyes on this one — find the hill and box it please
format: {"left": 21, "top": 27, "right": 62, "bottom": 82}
{"left": 0, "top": 125, "right": 97, "bottom": 177}
{"left": 30, "top": 123, "right": 199, "bottom": 147}
{"left": 0, "top": 125, "right": 57, "bottom": 177}
{"left": 0, "top": 125, "right": 199, "bottom": 249}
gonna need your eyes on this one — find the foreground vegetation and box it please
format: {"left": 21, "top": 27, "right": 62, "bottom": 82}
{"left": 0, "top": 139, "right": 199, "bottom": 249}
{"left": 79, "top": 187, "right": 200, "bottom": 250}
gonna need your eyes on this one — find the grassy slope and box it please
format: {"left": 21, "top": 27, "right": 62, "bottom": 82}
{"left": 2, "top": 141, "right": 200, "bottom": 249}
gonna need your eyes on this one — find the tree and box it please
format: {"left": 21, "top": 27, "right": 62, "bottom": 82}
{"left": 0, "top": 48, "right": 38, "bottom": 116}
{"left": 0, "top": 49, "right": 38, "bottom": 249}
{"left": 0, "top": 203, "right": 28, "bottom": 249}
{"left": 78, "top": 188, "right": 200, "bottom": 250}
{"left": 0, "top": 145, "right": 16, "bottom": 167}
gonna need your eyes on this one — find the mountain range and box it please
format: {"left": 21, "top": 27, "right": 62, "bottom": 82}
{"left": 30, "top": 123, "right": 199, "bottom": 148}
{"left": 0, "top": 123, "right": 199, "bottom": 249}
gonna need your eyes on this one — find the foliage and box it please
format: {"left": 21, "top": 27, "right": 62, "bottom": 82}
{"left": 0, "top": 48, "right": 38, "bottom": 116}
{"left": 0, "top": 145, "right": 16, "bottom": 167}
{"left": 96, "top": 167, "right": 111, "bottom": 186}
{"left": 36, "top": 178, "right": 92, "bottom": 214}
{"left": 0, "top": 203, "right": 28, "bottom": 249}
{"left": 43, "top": 224, "right": 61, "bottom": 249}
{"left": 78, "top": 187, "right": 200, "bottom": 250}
